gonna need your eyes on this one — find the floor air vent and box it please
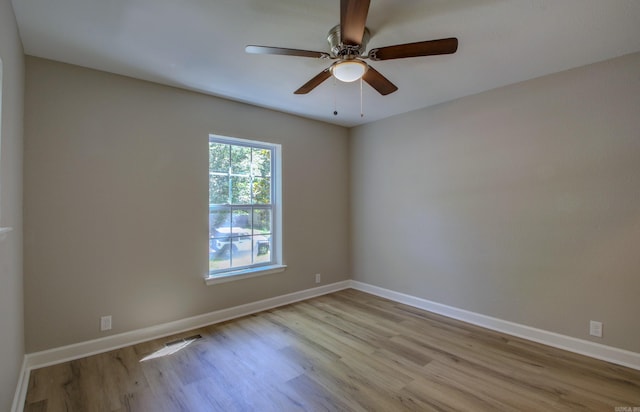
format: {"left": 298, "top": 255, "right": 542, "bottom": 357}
{"left": 164, "top": 334, "right": 203, "bottom": 347}
{"left": 140, "top": 334, "right": 203, "bottom": 362}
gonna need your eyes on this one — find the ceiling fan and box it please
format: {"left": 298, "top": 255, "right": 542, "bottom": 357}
{"left": 245, "top": 0, "right": 458, "bottom": 96}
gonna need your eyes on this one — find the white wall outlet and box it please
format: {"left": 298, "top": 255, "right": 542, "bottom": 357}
{"left": 100, "top": 315, "right": 112, "bottom": 331}
{"left": 589, "top": 320, "right": 603, "bottom": 338}
{"left": 315, "top": 273, "right": 321, "bottom": 284}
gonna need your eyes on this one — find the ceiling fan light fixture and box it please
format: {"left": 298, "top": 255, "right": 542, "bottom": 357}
{"left": 330, "top": 59, "right": 368, "bottom": 82}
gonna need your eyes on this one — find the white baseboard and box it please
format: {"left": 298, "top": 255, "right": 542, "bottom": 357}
{"left": 15, "top": 280, "right": 351, "bottom": 411}
{"left": 349, "top": 280, "right": 640, "bottom": 371}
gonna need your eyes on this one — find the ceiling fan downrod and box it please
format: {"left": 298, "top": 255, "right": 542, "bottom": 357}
{"left": 327, "top": 24, "right": 370, "bottom": 58}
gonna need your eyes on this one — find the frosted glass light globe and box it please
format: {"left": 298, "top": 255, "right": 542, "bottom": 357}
{"left": 331, "top": 60, "right": 367, "bottom": 82}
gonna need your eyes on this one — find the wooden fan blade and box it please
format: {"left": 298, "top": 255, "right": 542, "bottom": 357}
{"left": 340, "top": 0, "right": 370, "bottom": 46}
{"left": 294, "top": 68, "right": 332, "bottom": 94}
{"left": 368, "top": 38, "right": 458, "bottom": 61}
{"left": 246, "top": 45, "right": 330, "bottom": 59}
{"left": 362, "top": 65, "right": 397, "bottom": 96}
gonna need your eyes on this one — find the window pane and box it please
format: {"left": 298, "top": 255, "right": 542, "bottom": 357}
{"left": 209, "top": 175, "right": 229, "bottom": 205}
{"left": 252, "top": 148, "right": 271, "bottom": 177}
{"left": 231, "top": 176, "right": 251, "bottom": 204}
{"left": 209, "top": 143, "right": 229, "bottom": 173}
{"left": 230, "top": 236, "right": 253, "bottom": 268}
{"left": 253, "top": 209, "right": 271, "bottom": 236}
{"left": 210, "top": 208, "right": 232, "bottom": 271}
{"left": 231, "top": 145, "right": 251, "bottom": 175}
{"left": 252, "top": 177, "right": 271, "bottom": 204}
{"left": 209, "top": 207, "right": 231, "bottom": 272}
{"left": 210, "top": 209, "right": 231, "bottom": 237}
{"left": 210, "top": 247, "right": 231, "bottom": 271}
{"left": 231, "top": 208, "right": 251, "bottom": 236}
{"left": 254, "top": 237, "right": 271, "bottom": 264}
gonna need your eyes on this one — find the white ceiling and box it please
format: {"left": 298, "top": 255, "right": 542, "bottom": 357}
{"left": 11, "top": 0, "right": 640, "bottom": 127}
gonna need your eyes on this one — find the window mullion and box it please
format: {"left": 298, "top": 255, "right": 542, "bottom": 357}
{"left": 227, "top": 144, "right": 232, "bottom": 206}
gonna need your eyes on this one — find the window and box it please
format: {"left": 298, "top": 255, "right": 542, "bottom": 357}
{"left": 207, "top": 135, "right": 283, "bottom": 283}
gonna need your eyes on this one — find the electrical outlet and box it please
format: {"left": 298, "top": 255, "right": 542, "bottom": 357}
{"left": 100, "top": 315, "right": 112, "bottom": 331}
{"left": 315, "top": 273, "right": 321, "bottom": 284}
{"left": 589, "top": 320, "right": 602, "bottom": 338}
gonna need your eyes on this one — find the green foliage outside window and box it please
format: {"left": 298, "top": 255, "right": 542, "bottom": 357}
{"left": 209, "top": 143, "right": 271, "bottom": 206}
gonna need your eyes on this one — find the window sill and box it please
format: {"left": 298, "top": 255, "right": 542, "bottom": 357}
{"left": 204, "top": 264, "right": 287, "bottom": 286}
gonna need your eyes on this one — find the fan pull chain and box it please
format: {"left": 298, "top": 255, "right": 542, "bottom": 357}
{"left": 333, "top": 76, "right": 338, "bottom": 116}
{"left": 360, "top": 77, "right": 364, "bottom": 118}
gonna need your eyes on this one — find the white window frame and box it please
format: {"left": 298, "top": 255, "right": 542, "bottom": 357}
{"left": 205, "top": 134, "right": 285, "bottom": 285}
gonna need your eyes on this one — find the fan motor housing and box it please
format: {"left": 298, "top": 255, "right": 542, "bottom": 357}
{"left": 327, "top": 24, "right": 370, "bottom": 57}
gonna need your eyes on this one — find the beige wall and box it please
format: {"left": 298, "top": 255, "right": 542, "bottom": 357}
{"left": 24, "top": 57, "right": 350, "bottom": 352}
{"left": 0, "top": 0, "right": 24, "bottom": 409}
{"left": 350, "top": 52, "right": 640, "bottom": 353}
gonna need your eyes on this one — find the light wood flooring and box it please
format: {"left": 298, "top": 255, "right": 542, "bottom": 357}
{"left": 24, "top": 289, "right": 640, "bottom": 411}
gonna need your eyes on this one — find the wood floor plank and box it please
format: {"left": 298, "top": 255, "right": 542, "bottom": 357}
{"left": 24, "top": 289, "right": 640, "bottom": 411}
